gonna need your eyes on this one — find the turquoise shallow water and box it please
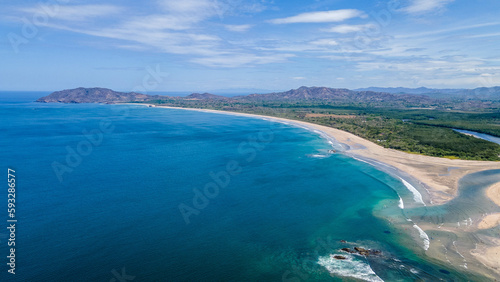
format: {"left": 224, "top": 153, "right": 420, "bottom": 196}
{"left": 0, "top": 94, "right": 486, "bottom": 281}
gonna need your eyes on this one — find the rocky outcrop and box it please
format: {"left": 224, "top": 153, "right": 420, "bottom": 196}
{"left": 340, "top": 246, "right": 382, "bottom": 257}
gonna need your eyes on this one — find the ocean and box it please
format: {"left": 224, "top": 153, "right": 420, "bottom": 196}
{"left": 0, "top": 92, "right": 487, "bottom": 281}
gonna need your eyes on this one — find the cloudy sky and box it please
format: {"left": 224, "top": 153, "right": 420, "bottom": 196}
{"left": 1, "top": 0, "right": 500, "bottom": 92}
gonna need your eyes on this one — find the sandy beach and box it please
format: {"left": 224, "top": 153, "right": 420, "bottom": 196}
{"left": 487, "top": 182, "right": 500, "bottom": 207}
{"left": 478, "top": 213, "right": 500, "bottom": 229}
{"left": 128, "top": 104, "right": 500, "bottom": 278}
{"left": 471, "top": 238, "right": 500, "bottom": 276}
{"left": 142, "top": 104, "right": 500, "bottom": 205}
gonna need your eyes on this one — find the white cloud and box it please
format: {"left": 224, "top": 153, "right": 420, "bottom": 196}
{"left": 38, "top": 21, "right": 222, "bottom": 56}
{"left": 269, "top": 9, "right": 364, "bottom": 24}
{"left": 191, "top": 53, "right": 295, "bottom": 67}
{"left": 158, "top": 0, "right": 270, "bottom": 21}
{"left": 320, "top": 54, "right": 371, "bottom": 62}
{"left": 19, "top": 5, "right": 123, "bottom": 21}
{"left": 10, "top": 0, "right": 281, "bottom": 68}
{"left": 353, "top": 57, "right": 495, "bottom": 88}
{"left": 159, "top": 0, "right": 215, "bottom": 13}
{"left": 394, "top": 22, "right": 500, "bottom": 39}
{"left": 463, "top": 32, "right": 500, "bottom": 39}
{"left": 349, "top": 55, "right": 500, "bottom": 88}
{"left": 323, "top": 24, "right": 375, "bottom": 34}
{"left": 224, "top": 24, "right": 253, "bottom": 32}
{"left": 402, "top": 0, "right": 454, "bottom": 14}
{"left": 121, "top": 15, "right": 199, "bottom": 31}
{"left": 151, "top": 0, "right": 222, "bottom": 29}
{"left": 255, "top": 40, "right": 342, "bottom": 52}
{"left": 309, "top": 39, "right": 338, "bottom": 46}
{"left": 419, "top": 75, "right": 500, "bottom": 88}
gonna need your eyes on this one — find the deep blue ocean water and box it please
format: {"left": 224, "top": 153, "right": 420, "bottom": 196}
{"left": 0, "top": 92, "right": 486, "bottom": 281}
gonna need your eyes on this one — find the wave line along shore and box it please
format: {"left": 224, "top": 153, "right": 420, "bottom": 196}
{"left": 124, "top": 103, "right": 500, "bottom": 278}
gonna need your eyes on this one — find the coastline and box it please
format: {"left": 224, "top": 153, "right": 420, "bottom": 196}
{"left": 123, "top": 103, "right": 500, "bottom": 278}
{"left": 132, "top": 104, "right": 500, "bottom": 205}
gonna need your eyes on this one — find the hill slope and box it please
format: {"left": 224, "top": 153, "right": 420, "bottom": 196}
{"left": 236, "top": 86, "right": 435, "bottom": 107}
{"left": 36, "top": 87, "right": 168, "bottom": 103}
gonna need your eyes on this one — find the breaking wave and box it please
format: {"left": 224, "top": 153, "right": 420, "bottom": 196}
{"left": 399, "top": 178, "right": 425, "bottom": 206}
{"left": 398, "top": 196, "right": 405, "bottom": 209}
{"left": 309, "top": 154, "right": 329, "bottom": 158}
{"left": 317, "top": 254, "right": 384, "bottom": 282}
{"left": 413, "top": 224, "right": 430, "bottom": 251}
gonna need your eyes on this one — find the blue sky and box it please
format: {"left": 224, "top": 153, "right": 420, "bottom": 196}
{"left": 1, "top": 0, "right": 500, "bottom": 92}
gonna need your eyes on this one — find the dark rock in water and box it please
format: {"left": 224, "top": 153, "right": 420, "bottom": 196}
{"left": 384, "top": 230, "right": 391, "bottom": 234}
{"left": 341, "top": 248, "right": 355, "bottom": 253}
{"left": 355, "top": 248, "right": 370, "bottom": 256}
{"left": 340, "top": 240, "right": 347, "bottom": 243}
{"left": 439, "top": 269, "right": 450, "bottom": 275}
{"left": 352, "top": 247, "right": 381, "bottom": 256}
{"left": 333, "top": 255, "right": 346, "bottom": 260}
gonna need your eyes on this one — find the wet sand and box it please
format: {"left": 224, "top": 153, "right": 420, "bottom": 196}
{"left": 487, "top": 182, "right": 500, "bottom": 207}
{"left": 471, "top": 238, "right": 500, "bottom": 276}
{"left": 478, "top": 213, "right": 500, "bottom": 229}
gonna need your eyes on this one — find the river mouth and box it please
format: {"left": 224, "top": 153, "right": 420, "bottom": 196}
{"left": 396, "top": 169, "right": 500, "bottom": 279}
{"left": 453, "top": 129, "right": 500, "bottom": 145}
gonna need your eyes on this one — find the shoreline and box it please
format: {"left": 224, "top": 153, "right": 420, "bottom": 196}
{"left": 123, "top": 103, "right": 500, "bottom": 278}
{"left": 130, "top": 103, "right": 500, "bottom": 206}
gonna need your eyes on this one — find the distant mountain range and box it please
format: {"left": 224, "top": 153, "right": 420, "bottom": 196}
{"left": 37, "top": 86, "right": 433, "bottom": 106}
{"left": 185, "top": 93, "right": 230, "bottom": 100}
{"left": 354, "top": 87, "right": 462, "bottom": 94}
{"left": 237, "top": 86, "right": 432, "bottom": 104}
{"left": 355, "top": 86, "right": 500, "bottom": 100}
{"left": 36, "top": 86, "right": 500, "bottom": 107}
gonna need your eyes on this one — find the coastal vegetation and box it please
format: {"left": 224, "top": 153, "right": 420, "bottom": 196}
{"left": 145, "top": 100, "right": 500, "bottom": 161}
{"left": 37, "top": 87, "right": 500, "bottom": 161}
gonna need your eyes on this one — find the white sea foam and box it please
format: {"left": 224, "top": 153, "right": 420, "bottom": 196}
{"left": 352, "top": 156, "right": 372, "bottom": 165}
{"left": 399, "top": 178, "right": 426, "bottom": 206}
{"left": 365, "top": 159, "right": 392, "bottom": 169}
{"left": 317, "top": 254, "right": 383, "bottom": 282}
{"left": 310, "top": 154, "right": 328, "bottom": 158}
{"left": 398, "top": 196, "right": 405, "bottom": 209}
{"left": 413, "top": 224, "right": 430, "bottom": 250}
